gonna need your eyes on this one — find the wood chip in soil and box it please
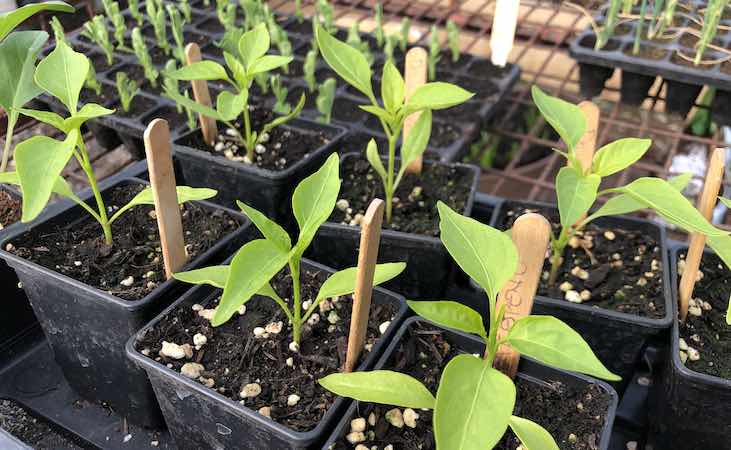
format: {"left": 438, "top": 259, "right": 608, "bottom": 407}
{"left": 137, "top": 267, "right": 399, "bottom": 432}
{"left": 6, "top": 183, "right": 241, "bottom": 301}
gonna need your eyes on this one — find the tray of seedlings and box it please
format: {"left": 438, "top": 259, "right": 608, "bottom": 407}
{"left": 569, "top": 0, "right": 731, "bottom": 122}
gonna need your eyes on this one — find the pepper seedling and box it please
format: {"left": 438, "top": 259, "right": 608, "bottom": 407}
{"left": 128, "top": 0, "right": 143, "bottom": 24}
{"left": 427, "top": 25, "right": 440, "bottom": 81}
{"left": 164, "top": 23, "right": 305, "bottom": 164}
{"left": 316, "top": 77, "right": 336, "bottom": 124}
{"left": 271, "top": 75, "right": 290, "bottom": 115}
{"left": 82, "top": 15, "right": 114, "bottom": 65}
{"left": 107, "top": 1, "right": 127, "bottom": 50}
{"left": 85, "top": 65, "right": 102, "bottom": 97}
{"left": 295, "top": 0, "right": 303, "bottom": 22}
{"left": 319, "top": 202, "right": 619, "bottom": 449}
{"left": 0, "top": 42, "right": 214, "bottom": 245}
{"left": 315, "top": 0, "right": 335, "bottom": 34}
{"left": 116, "top": 71, "right": 139, "bottom": 113}
{"left": 178, "top": 0, "right": 192, "bottom": 23}
{"left": 167, "top": 3, "right": 186, "bottom": 64}
{"left": 374, "top": 3, "right": 385, "bottom": 47}
{"left": 346, "top": 22, "right": 374, "bottom": 65}
{"left": 147, "top": 0, "right": 170, "bottom": 55}
{"left": 304, "top": 48, "right": 318, "bottom": 92}
{"left": 132, "top": 27, "right": 159, "bottom": 88}
{"left": 399, "top": 18, "right": 411, "bottom": 52}
{"left": 50, "top": 16, "right": 66, "bottom": 45}
{"left": 446, "top": 20, "right": 460, "bottom": 63}
{"left": 163, "top": 59, "right": 198, "bottom": 131}
{"left": 531, "top": 86, "right": 728, "bottom": 287}
{"left": 315, "top": 24, "right": 473, "bottom": 222}
{"left": 174, "top": 154, "right": 406, "bottom": 345}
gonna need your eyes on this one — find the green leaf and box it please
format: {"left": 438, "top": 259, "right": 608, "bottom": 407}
{"left": 223, "top": 51, "right": 248, "bottom": 87}
{"left": 63, "top": 103, "right": 115, "bottom": 130}
{"left": 35, "top": 41, "right": 88, "bottom": 113}
{"left": 0, "top": 1, "right": 74, "bottom": 41}
{"left": 381, "top": 59, "right": 404, "bottom": 112}
{"left": 531, "top": 85, "right": 586, "bottom": 152}
{"left": 406, "top": 82, "right": 474, "bottom": 112}
{"left": 238, "top": 22, "right": 270, "bottom": 69}
{"left": 437, "top": 201, "right": 518, "bottom": 302}
{"left": 610, "top": 177, "right": 726, "bottom": 237}
{"left": 261, "top": 93, "right": 305, "bottom": 136}
{"left": 556, "top": 166, "right": 600, "bottom": 228}
{"left": 249, "top": 54, "right": 293, "bottom": 75}
{"left": 214, "top": 239, "right": 291, "bottom": 326}
{"left": 407, "top": 300, "right": 486, "bottom": 338}
{"left": 365, "top": 139, "right": 387, "bottom": 184}
{"left": 359, "top": 104, "right": 392, "bottom": 123}
{"left": 434, "top": 355, "right": 515, "bottom": 450}
{"left": 17, "top": 107, "right": 65, "bottom": 131}
{"left": 292, "top": 153, "right": 340, "bottom": 253}
{"left": 109, "top": 186, "right": 217, "bottom": 224}
{"left": 315, "top": 262, "right": 406, "bottom": 301}
{"left": 669, "top": 172, "right": 693, "bottom": 191}
{"left": 506, "top": 315, "right": 620, "bottom": 381}
{"left": 592, "top": 138, "right": 651, "bottom": 177}
{"left": 399, "top": 109, "right": 432, "bottom": 172}
{"left": 16, "top": 130, "right": 78, "bottom": 222}
{"left": 0, "top": 171, "right": 82, "bottom": 207}
{"left": 216, "top": 90, "right": 245, "bottom": 122}
{"left": 707, "top": 234, "right": 731, "bottom": 273}
{"left": 167, "top": 60, "right": 231, "bottom": 82}
{"left": 315, "top": 23, "right": 374, "bottom": 100}
{"left": 236, "top": 200, "right": 291, "bottom": 250}
{"left": 174, "top": 265, "right": 229, "bottom": 288}
{"left": 319, "top": 371, "right": 435, "bottom": 409}
{"left": 720, "top": 196, "right": 731, "bottom": 209}
{"left": 0, "top": 31, "right": 47, "bottom": 113}
{"left": 164, "top": 86, "right": 224, "bottom": 122}
{"left": 509, "top": 416, "right": 560, "bottom": 450}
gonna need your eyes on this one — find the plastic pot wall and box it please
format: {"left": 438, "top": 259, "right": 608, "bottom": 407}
{"left": 173, "top": 118, "right": 347, "bottom": 220}
{"left": 322, "top": 317, "right": 618, "bottom": 450}
{"left": 491, "top": 200, "right": 673, "bottom": 393}
{"left": 127, "top": 259, "right": 409, "bottom": 449}
{"left": 648, "top": 246, "right": 731, "bottom": 449}
{"left": 307, "top": 153, "right": 481, "bottom": 299}
{"left": 0, "top": 178, "right": 251, "bottom": 428}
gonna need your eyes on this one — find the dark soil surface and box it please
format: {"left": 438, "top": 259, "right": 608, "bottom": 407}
{"left": 452, "top": 75, "right": 498, "bottom": 98}
{"left": 624, "top": 45, "right": 669, "bottom": 60}
{"left": 500, "top": 203, "right": 666, "bottom": 318}
{"left": 86, "top": 52, "right": 116, "bottom": 73}
{"left": 113, "top": 95, "right": 158, "bottom": 119}
{"left": 196, "top": 17, "right": 225, "bottom": 35}
{"left": 136, "top": 268, "right": 398, "bottom": 432}
{"left": 328, "top": 322, "right": 611, "bottom": 450}
{"left": 0, "top": 190, "right": 21, "bottom": 229}
{"left": 79, "top": 85, "right": 117, "bottom": 108}
{"left": 332, "top": 156, "right": 475, "bottom": 236}
{"left": 143, "top": 105, "right": 189, "bottom": 132}
{"left": 107, "top": 64, "right": 155, "bottom": 92}
{"left": 178, "top": 107, "right": 330, "bottom": 171}
{"left": 677, "top": 252, "right": 731, "bottom": 379}
{"left": 6, "top": 184, "right": 241, "bottom": 301}
{"left": 430, "top": 121, "right": 462, "bottom": 149}
{"left": 0, "top": 399, "right": 90, "bottom": 450}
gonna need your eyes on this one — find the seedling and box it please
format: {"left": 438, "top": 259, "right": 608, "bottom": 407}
{"left": 374, "top": 3, "right": 385, "bottom": 47}
{"left": 163, "top": 59, "right": 197, "bottom": 131}
{"left": 219, "top": 3, "right": 237, "bottom": 32}
{"left": 179, "top": 0, "right": 192, "bottom": 23}
{"left": 427, "top": 25, "right": 440, "bottom": 81}
{"left": 174, "top": 154, "right": 406, "bottom": 345}
{"left": 632, "top": 0, "right": 648, "bottom": 55}
{"left": 50, "top": 16, "right": 66, "bottom": 45}
{"left": 315, "top": 24, "right": 473, "bottom": 222}
{"left": 294, "top": 0, "right": 303, "bottom": 22}
{"left": 82, "top": 15, "right": 114, "bottom": 65}
{"left": 530, "top": 86, "right": 727, "bottom": 286}
{"left": 567, "top": 0, "right": 621, "bottom": 50}
{"left": 106, "top": 1, "right": 126, "bottom": 50}
{"left": 128, "top": 0, "right": 143, "bottom": 24}
{"left": 346, "top": 22, "right": 373, "bottom": 64}
{"left": 693, "top": 0, "right": 728, "bottom": 65}
{"left": 85, "top": 65, "right": 102, "bottom": 97}
{"left": 164, "top": 24, "right": 305, "bottom": 163}
{"left": 0, "top": 42, "right": 214, "bottom": 245}
{"left": 316, "top": 0, "right": 335, "bottom": 34}
{"left": 399, "top": 18, "right": 411, "bottom": 52}
{"left": 383, "top": 33, "right": 398, "bottom": 63}
{"left": 271, "top": 75, "right": 290, "bottom": 115}
{"left": 304, "top": 48, "right": 317, "bottom": 92}
{"left": 446, "top": 20, "right": 460, "bottom": 63}
{"left": 132, "top": 27, "right": 159, "bottom": 88}
{"left": 167, "top": 4, "right": 186, "bottom": 64}
{"left": 316, "top": 77, "right": 336, "bottom": 124}
{"left": 319, "top": 203, "right": 619, "bottom": 449}
{"left": 147, "top": 0, "right": 170, "bottom": 55}
{"left": 241, "top": 0, "right": 266, "bottom": 31}
{"left": 116, "top": 71, "right": 139, "bottom": 113}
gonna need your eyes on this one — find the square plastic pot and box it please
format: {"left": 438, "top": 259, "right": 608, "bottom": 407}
{"left": 648, "top": 246, "right": 731, "bottom": 450}
{"left": 322, "top": 317, "right": 618, "bottom": 450}
{"left": 0, "top": 178, "right": 252, "bottom": 428}
{"left": 307, "top": 153, "right": 480, "bottom": 299}
{"left": 491, "top": 200, "right": 673, "bottom": 393}
{"left": 126, "top": 258, "right": 409, "bottom": 449}
{"left": 173, "top": 118, "right": 347, "bottom": 220}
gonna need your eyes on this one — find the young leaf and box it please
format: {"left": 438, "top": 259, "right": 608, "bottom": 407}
{"left": 319, "top": 371, "right": 436, "bottom": 409}
{"left": 381, "top": 59, "right": 404, "bottom": 112}
{"left": 434, "top": 355, "right": 515, "bottom": 450}
{"left": 0, "top": 171, "right": 83, "bottom": 208}
{"left": 238, "top": 23, "right": 270, "bottom": 68}
{"left": 174, "top": 265, "right": 230, "bottom": 288}
{"left": 216, "top": 91, "right": 246, "bottom": 121}
{"left": 556, "top": 166, "right": 600, "bottom": 228}
{"left": 35, "top": 41, "right": 88, "bottom": 113}
{"left": 236, "top": 200, "right": 291, "bottom": 250}
{"left": 406, "top": 82, "right": 474, "bottom": 112}
{"left": 407, "top": 300, "right": 486, "bottom": 338}
{"left": 509, "top": 416, "right": 560, "bottom": 450}
{"left": 399, "top": 109, "right": 432, "bottom": 173}
{"left": 292, "top": 153, "right": 340, "bottom": 253}
{"left": 592, "top": 138, "right": 652, "bottom": 177}
{"left": 249, "top": 54, "right": 293, "bottom": 75}
{"left": 0, "top": 31, "right": 47, "bottom": 114}
{"left": 315, "top": 23, "right": 374, "bottom": 100}
{"left": 720, "top": 196, "right": 731, "bottom": 209}
{"left": 17, "top": 107, "right": 65, "bottom": 132}
{"left": 214, "top": 239, "right": 291, "bottom": 326}
{"left": 314, "top": 262, "right": 406, "bottom": 301}
{"left": 109, "top": 186, "right": 216, "bottom": 224}
{"left": 168, "top": 60, "right": 231, "bottom": 82}
{"left": 506, "top": 315, "right": 620, "bottom": 381}
{"left": 0, "top": 1, "right": 73, "bottom": 41}
{"left": 62, "top": 103, "right": 115, "bottom": 130}
{"left": 531, "top": 85, "right": 586, "bottom": 152}
{"left": 366, "top": 139, "right": 387, "bottom": 184}
{"left": 164, "top": 87, "right": 225, "bottom": 122}
{"left": 261, "top": 93, "right": 305, "bottom": 136}
{"left": 437, "top": 202, "right": 518, "bottom": 302}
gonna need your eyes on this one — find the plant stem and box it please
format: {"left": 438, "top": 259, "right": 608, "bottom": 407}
{"left": 78, "top": 137, "right": 112, "bottom": 244}
{"left": 633, "top": 0, "right": 648, "bottom": 54}
{"left": 1, "top": 112, "right": 17, "bottom": 173}
{"left": 385, "top": 134, "right": 397, "bottom": 224}
{"left": 290, "top": 258, "right": 302, "bottom": 344}
{"left": 243, "top": 105, "right": 254, "bottom": 160}
{"left": 548, "top": 227, "right": 570, "bottom": 286}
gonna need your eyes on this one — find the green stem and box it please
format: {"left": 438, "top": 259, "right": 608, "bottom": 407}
{"left": 290, "top": 257, "right": 302, "bottom": 344}
{"left": 243, "top": 105, "right": 254, "bottom": 160}
{"left": 548, "top": 227, "right": 571, "bottom": 286}
{"left": 78, "top": 137, "right": 112, "bottom": 244}
{"left": 1, "top": 112, "right": 18, "bottom": 173}
{"left": 385, "top": 134, "right": 397, "bottom": 224}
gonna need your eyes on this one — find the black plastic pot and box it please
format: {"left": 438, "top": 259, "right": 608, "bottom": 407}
{"left": 308, "top": 153, "right": 480, "bottom": 299}
{"left": 579, "top": 62, "right": 615, "bottom": 99}
{"left": 322, "top": 317, "right": 618, "bottom": 450}
{"left": 648, "top": 246, "right": 731, "bottom": 450}
{"left": 619, "top": 71, "right": 655, "bottom": 106}
{"left": 127, "top": 258, "right": 409, "bottom": 449}
{"left": 0, "top": 178, "right": 251, "bottom": 428}
{"left": 173, "top": 118, "right": 346, "bottom": 218}
{"left": 490, "top": 200, "right": 673, "bottom": 394}
{"left": 665, "top": 80, "right": 703, "bottom": 117}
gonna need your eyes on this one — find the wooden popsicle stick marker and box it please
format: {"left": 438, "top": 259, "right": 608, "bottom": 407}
{"left": 185, "top": 43, "right": 218, "bottom": 147}
{"left": 576, "top": 101, "right": 600, "bottom": 175}
{"left": 678, "top": 147, "right": 726, "bottom": 321}
{"left": 404, "top": 47, "right": 428, "bottom": 175}
{"left": 144, "top": 119, "right": 188, "bottom": 280}
{"left": 493, "top": 213, "right": 552, "bottom": 379}
{"left": 344, "top": 199, "right": 385, "bottom": 373}
{"left": 490, "top": 0, "right": 521, "bottom": 67}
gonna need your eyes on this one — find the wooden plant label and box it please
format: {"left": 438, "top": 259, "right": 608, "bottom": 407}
{"left": 185, "top": 43, "right": 218, "bottom": 146}
{"left": 344, "top": 199, "right": 385, "bottom": 373}
{"left": 678, "top": 147, "right": 726, "bottom": 321}
{"left": 493, "top": 212, "right": 552, "bottom": 379}
{"left": 404, "top": 47, "right": 428, "bottom": 175}
{"left": 144, "top": 119, "right": 188, "bottom": 280}
{"left": 490, "top": 0, "right": 520, "bottom": 67}
{"left": 576, "top": 101, "right": 600, "bottom": 174}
